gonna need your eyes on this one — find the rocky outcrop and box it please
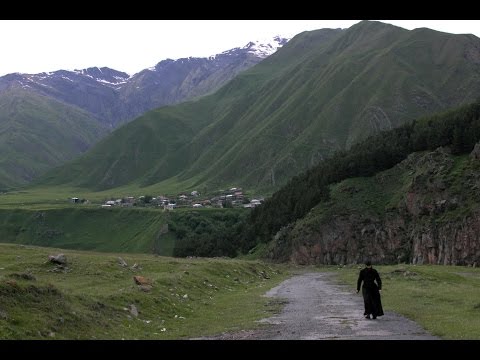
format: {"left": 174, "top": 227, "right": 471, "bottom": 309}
{"left": 48, "top": 254, "right": 67, "bottom": 265}
{"left": 287, "top": 210, "right": 480, "bottom": 266}
{"left": 288, "top": 213, "right": 411, "bottom": 265}
{"left": 470, "top": 142, "right": 480, "bottom": 160}
{"left": 273, "top": 146, "right": 480, "bottom": 266}
{"left": 410, "top": 214, "right": 480, "bottom": 265}
{"left": 118, "top": 257, "right": 128, "bottom": 267}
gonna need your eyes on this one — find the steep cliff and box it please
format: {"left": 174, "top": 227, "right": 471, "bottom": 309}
{"left": 268, "top": 146, "right": 480, "bottom": 266}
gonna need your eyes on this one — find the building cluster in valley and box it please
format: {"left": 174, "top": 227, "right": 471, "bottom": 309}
{"left": 71, "top": 187, "right": 264, "bottom": 210}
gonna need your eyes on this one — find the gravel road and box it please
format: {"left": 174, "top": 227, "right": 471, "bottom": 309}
{"left": 199, "top": 272, "right": 438, "bottom": 340}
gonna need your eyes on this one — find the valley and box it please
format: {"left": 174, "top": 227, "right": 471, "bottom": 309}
{"left": 1, "top": 20, "right": 480, "bottom": 340}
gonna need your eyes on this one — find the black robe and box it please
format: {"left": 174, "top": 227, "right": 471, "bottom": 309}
{"left": 357, "top": 267, "right": 384, "bottom": 317}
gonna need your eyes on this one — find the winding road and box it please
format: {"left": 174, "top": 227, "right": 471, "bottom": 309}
{"left": 202, "top": 272, "right": 438, "bottom": 340}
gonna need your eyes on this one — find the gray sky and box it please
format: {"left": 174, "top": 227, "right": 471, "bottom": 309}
{"left": 1, "top": 20, "right": 479, "bottom": 77}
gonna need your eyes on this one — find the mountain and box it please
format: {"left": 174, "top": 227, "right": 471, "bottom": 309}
{"left": 120, "top": 36, "right": 289, "bottom": 122}
{"left": 243, "top": 100, "right": 480, "bottom": 266}
{"left": 39, "top": 21, "right": 480, "bottom": 193}
{"left": 0, "top": 36, "right": 289, "bottom": 129}
{"left": 0, "top": 37, "right": 288, "bottom": 189}
{"left": 0, "top": 86, "right": 107, "bottom": 190}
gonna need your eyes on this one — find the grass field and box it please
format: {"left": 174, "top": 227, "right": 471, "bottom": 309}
{"left": 1, "top": 243, "right": 479, "bottom": 339}
{"left": 333, "top": 264, "right": 480, "bottom": 339}
{"left": 0, "top": 207, "right": 167, "bottom": 254}
{"left": 0, "top": 243, "right": 290, "bottom": 339}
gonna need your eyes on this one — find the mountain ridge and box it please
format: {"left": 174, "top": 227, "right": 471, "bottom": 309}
{"left": 0, "top": 36, "right": 290, "bottom": 127}
{"left": 0, "top": 87, "right": 107, "bottom": 189}
{"left": 0, "top": 36, "right": 289, "bottom": 189}
{"left": 38, "top": 21, "right": 480, "bottom": 194}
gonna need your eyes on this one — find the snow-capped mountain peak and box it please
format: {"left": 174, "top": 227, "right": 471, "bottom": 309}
{"left": 242, "top": 35, "right": 289, "bottom": 58}
{"left": 1, "top": 34, "right": 291, "bottom": 120}
{"left": 202, "top": 35, "right": 290, "bottom": 61}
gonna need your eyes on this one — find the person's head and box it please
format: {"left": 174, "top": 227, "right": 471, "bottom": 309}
{"left": 365, "top": 260, "right": 372, "bottom": 268}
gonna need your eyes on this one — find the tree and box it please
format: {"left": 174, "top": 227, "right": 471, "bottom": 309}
{"left": 143, "top": 195, "right": 153, "bottom": 204}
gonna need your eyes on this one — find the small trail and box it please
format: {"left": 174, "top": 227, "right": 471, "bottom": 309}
{"left": 199, "top": 272, "right": 438, "bottom": 340}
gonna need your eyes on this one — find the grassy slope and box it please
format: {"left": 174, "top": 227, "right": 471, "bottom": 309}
{"left": 333, "top": 264, "right": 480, "bottom": 339}
{"left": 29, "top": 28, "right": 343, "bottom": 193}
{"left": 0, "top": 243, "right": 289, "bottom": 339}
{"left": 293, "top": 151, "right": 479, "bottom": 234}
{"left": 1, "top": 243, "right": 478, "bottom": 339}
{"left": 35, "top": 21, "right": 480, "bottom": 196}
{"left": 0, "top": 206, "right": 247, "bottom": 258}
{"left": 0, "top": 87, "right": 107, "bottom": 190}
{"left": 0, "top": 207, "right": 167, "bottom": 254}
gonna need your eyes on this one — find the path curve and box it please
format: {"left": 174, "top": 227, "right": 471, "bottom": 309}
{"left": 201, "top": 272, "right": 438, "bottom": 340}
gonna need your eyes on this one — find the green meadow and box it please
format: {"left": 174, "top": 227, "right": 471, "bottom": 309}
{"left": 333, "top": 264, "right": 480, "bottom": 339}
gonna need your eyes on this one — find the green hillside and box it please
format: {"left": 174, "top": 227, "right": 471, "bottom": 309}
{"left": 0, "top": 207, "right": 166, "bottom": 253}
{"left": 0, "top": 206, "right": 246, "bottom": 258}
{"left": 266, "top": 150, "right": 480, "bottom": 264}
{"left": 0, "top": 87, "right": 107, "bottom": 190}
{"left": 37, "top": 21, "right": 480, "bottom": 194}
{"left": 0, "top": 243, "right": 288, "bottom": 339}
{"left": 38, "top": 96, "right": 217, "bottom": 190}
{"left": 240, "top": 100, "right": 480, "bottom": 265}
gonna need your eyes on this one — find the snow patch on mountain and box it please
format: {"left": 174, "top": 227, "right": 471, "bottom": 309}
{"left": 1, "top": 35, "right": 289, "bottom": 96}
{"left": 207, "top": 36, "right": 289, "bottom": 60}
{"left": 243, "top": 35, "right": 289, "bottom": 58}
{"left": 96, "top": 78, "right": 128, "bottom": 86}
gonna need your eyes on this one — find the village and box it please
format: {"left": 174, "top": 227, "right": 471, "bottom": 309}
{"left": 71, "top": 187, "right": 264, "bottom": 210}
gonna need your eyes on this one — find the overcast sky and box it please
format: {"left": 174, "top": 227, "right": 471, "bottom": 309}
{"left": 1, "top": 20, "right": 479, "bottom": 77}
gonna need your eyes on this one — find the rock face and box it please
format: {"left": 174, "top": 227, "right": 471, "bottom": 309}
{"left": 288, "top": 211, "right": 480, "bottom": 266}
{"left": 270, "top": 146, "right": 480, "bottom": 266}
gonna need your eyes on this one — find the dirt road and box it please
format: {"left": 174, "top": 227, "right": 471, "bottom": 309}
{"left": 201, "top": 272, "right": 438, "bottom": 340}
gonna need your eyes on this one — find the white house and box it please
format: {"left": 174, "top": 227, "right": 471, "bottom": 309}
{"left": 164, "top": 203, "right": 176, "bottom": 211}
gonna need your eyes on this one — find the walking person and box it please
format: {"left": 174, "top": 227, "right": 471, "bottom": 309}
{"left": 356, "top": 260, "right": 384, "bottom": 319}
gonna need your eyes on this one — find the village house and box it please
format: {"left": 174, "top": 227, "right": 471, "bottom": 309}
{"left": 164, "top": 203, "right": 176, "bottom": 211}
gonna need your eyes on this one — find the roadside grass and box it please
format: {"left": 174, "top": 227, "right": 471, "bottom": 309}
{"left": 0, "top": 243, "right": 290, "bottom": 339}
{"left": 332, "top": 264, "right": 480, "bottom": 339}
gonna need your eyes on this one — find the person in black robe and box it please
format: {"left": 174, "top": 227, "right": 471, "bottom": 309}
{"left": 356, "top": 260, "right": 384, "bottom": 319}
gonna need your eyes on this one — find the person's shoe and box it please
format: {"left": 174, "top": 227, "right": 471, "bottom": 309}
{"left": 372, "top": 316, "right": 377, "bottom": 320}
{"left": 365, "top": 314, "right": 371, "bottom": 319}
